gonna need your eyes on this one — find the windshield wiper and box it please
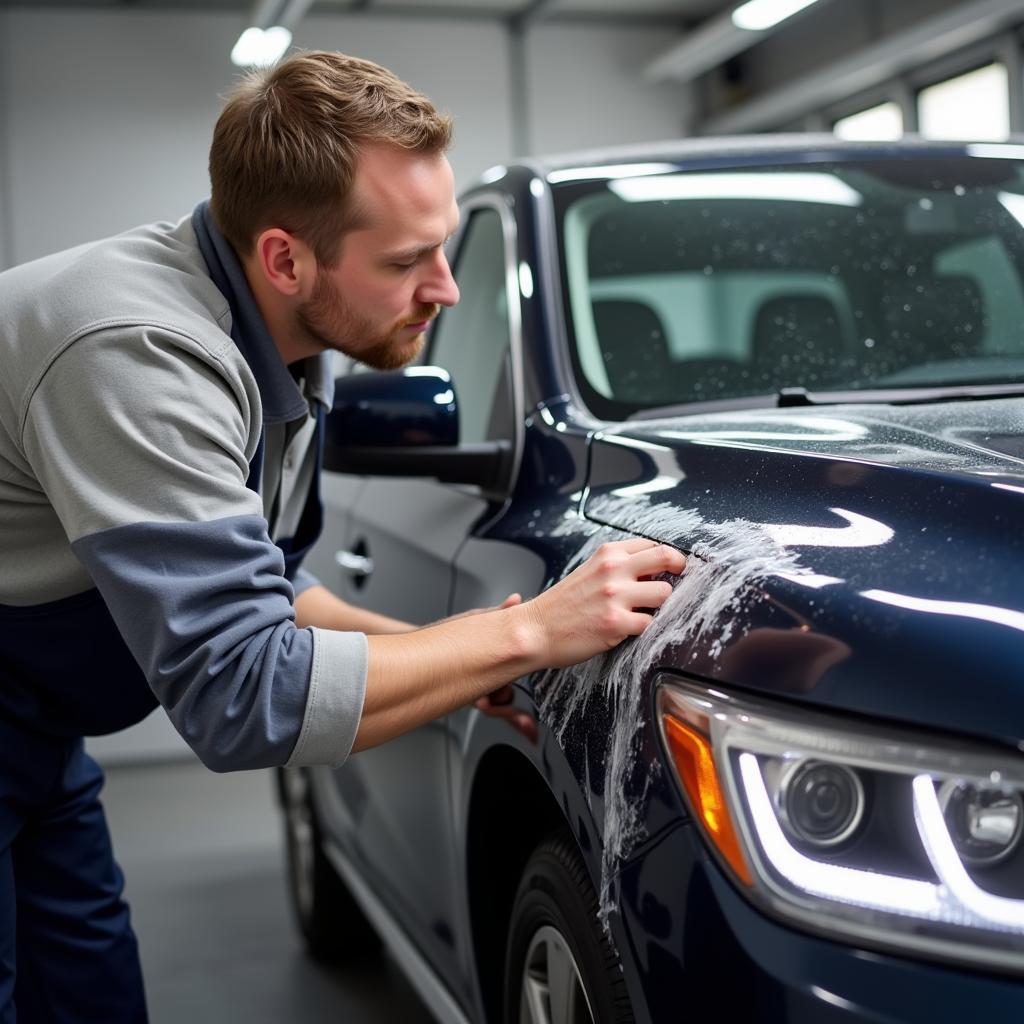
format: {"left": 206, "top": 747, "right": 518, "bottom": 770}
{"left": 777, "top": 383, "right": 1024, "bottom": 407}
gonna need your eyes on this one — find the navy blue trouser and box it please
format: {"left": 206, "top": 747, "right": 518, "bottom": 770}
{"left": 0, "top": 718, "right": 147, "bottom": 1022}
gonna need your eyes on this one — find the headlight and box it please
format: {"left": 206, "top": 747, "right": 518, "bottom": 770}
{"left": 657, "top": 678, "right": 1024, "bottom": 974}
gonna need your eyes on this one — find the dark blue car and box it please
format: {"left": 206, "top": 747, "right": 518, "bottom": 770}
{"left": 278, "top": 137, "right": 1024, "bottom": 1023}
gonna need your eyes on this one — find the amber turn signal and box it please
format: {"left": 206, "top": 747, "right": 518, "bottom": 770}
{"left": 663, "top": 713, "right": 753, "bottom": 886}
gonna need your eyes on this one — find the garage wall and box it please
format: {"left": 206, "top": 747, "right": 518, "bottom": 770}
{"left": 3, "top": 8, "right": 232, "bottom": 266}
{"left": 1, "top": 7, "right": 513, "bottom": 266}
{"left": 0, "top": 10, "right": 12, "bottom": 270}
{"left": 0, "top": 5, "right": 684, "bottom": 762}
{"left": 524, "top": 22, "right": 690, "bottom": 154}
{"left": 0, "top": 7, "right": 686, "bottom": 270}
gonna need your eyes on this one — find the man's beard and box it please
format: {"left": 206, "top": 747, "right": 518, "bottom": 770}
{"left": 296, "top": 271, "right": 437, "bottom": 371}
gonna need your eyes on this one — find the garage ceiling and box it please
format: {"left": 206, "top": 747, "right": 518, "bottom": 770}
{"left": 0, "top": 0, "right": 736, "bottom": 24}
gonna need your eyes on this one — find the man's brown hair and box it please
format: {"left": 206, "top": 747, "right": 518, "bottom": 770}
{"left": 209, "top": 51, "right": 453, "bottom": 266}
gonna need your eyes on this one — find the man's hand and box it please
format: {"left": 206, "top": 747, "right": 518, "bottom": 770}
{"left": 474, "top": 683, "right": 538, "bottom": 743}
{"left": 521, "top": 539, "right": 685, "bottom": 668}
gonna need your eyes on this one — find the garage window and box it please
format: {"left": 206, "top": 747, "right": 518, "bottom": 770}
{"left": 919, "top": 63, "right": 1010, "bottom": 142}
{"left": 833, "top": 102, "right": 903, "bottom": 141}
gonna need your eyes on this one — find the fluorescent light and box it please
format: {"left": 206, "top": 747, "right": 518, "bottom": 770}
{"left": 660, "top": 415, "right": 868, "bottom": 444}
{"left": 732, "top": 0, "right": 821, "bottom": 31}
{"left": 969, "top": 143, "right": 1024, "bottom": 160}
{"left": 479, "top": 165, "right": 507, "bottom": 185}
{"left": 608, "top": 172, "right": 862, "bottom": 207}
{"left": 517, "top": 262, "right": 534, "bottom": 300}
{"left": 404, "top": 366, "right": 450, "bottom": 379}
{"left": 230, "top": 27, "right": 264, "bottom": 66}
{"left": 833, "top": 101, "right": 903, "bottom": 141}
{"left": 547, "top": 162, "right": 677, "bottom": 184}
{"left": 262, "top": 25, "right": 292, "bottom": 62}
{"left": 230, "top": 24, "right": 292, "bottom": 67}
{"left": 861, "top": 590, "right": 1024, "bottom": 635}
{"left": 763, "top": 508, "right": 894, "bottom": 549}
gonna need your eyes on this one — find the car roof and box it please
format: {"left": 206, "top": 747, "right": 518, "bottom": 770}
{"left": 508, "top": 133, "right": 1024, "bottom": 180}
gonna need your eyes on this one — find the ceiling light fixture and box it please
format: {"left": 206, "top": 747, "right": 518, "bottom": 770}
{"left": 731, "top": 0, "right": 821, "bottom": 32}
{"left": 647, "top": 0, "right": 829, "bottom": 83}
{"left": 230, "top": 25, "right": 292, "bottom": 67}
{"left": 230, "top": 0, "right": 314, "bottom": 68}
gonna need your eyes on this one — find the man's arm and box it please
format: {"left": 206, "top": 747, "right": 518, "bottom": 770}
{"left": 22, "top": 326, "right": 684, "bottom": 773}
{"left": 353, "top": 538, "right": 685, "bottom": 751}
{"left": 294, "top": 584, "right": 412, "bottom": 634}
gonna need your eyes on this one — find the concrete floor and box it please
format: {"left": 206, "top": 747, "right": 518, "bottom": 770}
{"left": 102, "top": 759, "right": 437, "bottom": 1024}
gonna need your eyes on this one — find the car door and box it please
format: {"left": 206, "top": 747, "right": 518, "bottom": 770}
{"left": 318, "top": 199, "right": 521, "bottom": 992}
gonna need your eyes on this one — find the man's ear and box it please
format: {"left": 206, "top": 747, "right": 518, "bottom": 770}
{"left": 253, "top": 228, "right": 316, "bottom": 298}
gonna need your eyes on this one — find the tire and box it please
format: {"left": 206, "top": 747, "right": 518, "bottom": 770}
{"left": 278, "top": 767, "right": 381, "bottom": 963}
{"left": 504, "top": 829, "right": 634, "bottom": 1024}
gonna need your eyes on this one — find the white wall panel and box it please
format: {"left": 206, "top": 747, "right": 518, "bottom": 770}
{"left": 6, "top": 8, "right": 236, "bottom": 265}
{"left": 525, "top": 23, "right": 686, "bottom": 155}
{"left": 0, "top": 11, "right": 15, "bottom": 270}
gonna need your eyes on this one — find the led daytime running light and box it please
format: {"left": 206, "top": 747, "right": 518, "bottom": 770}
{"left": 914, "top": 775, "right": 1024, "bottom": 931}
{"left": 738, "top": 754, "right": 943, "bottom": 916}
{"left": 738, "top": 754, "right": 1024, "bottom": 933}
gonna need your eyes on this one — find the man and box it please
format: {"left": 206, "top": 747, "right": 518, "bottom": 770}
{"left": 0, "top": 51, "right": 685, "bottom": 1021}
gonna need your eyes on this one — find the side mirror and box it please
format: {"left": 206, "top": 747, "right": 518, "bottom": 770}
{"left": 324, "top": 366, "right": 512, "bottom": 496}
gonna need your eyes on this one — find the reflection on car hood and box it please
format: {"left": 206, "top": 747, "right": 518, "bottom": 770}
{"left": 582, "top": 397, "right": 1024, "bottom": 744}
{"left": 618, "top": 396, "right": 1024, "bottom": 477}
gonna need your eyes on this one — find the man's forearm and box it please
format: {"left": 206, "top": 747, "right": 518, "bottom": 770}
{"left": 352, "top": 539, "right": 687, "bottom": 752}
{"left": 356, "top": 602, "right": 540, "bottom": 751}
{"left": 294, "top": 584, "right": 413, "bottom": 634}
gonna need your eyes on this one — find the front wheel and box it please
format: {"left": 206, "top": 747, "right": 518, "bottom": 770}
{"left": 504, "top": 830, "right": 634, "bottom": 1024}
{"left": 278, "top": 767, "right": 380, "bottom": 963}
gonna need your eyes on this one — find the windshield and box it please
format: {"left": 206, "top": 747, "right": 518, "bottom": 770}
{"left": 554, "top": 155, "right": 1024, "bottom": 417}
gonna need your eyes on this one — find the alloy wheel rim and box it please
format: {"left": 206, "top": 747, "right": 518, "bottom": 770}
{"left": 520, "top": 924, "right": 595, "bottom": 1024}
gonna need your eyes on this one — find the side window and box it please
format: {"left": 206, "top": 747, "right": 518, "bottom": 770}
{"left": 429, "top": 208, "right": 513, "bottom": 445}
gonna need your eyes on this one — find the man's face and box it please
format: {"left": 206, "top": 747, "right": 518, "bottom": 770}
{"left": 296, "top": 143, "right": 460, "bottom": 369}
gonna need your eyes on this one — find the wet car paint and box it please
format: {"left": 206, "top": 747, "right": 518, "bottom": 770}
{"left": 453, "top": 398, "right": 1024, "bottom": 1021}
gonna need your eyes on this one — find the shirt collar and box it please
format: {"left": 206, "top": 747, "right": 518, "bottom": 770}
{"left": 191, "top": 200, "right": 333, "bottom": 422}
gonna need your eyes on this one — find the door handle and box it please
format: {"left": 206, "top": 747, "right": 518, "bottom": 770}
{"left": 335, "top": 549, "right": 374, "bottom": 578}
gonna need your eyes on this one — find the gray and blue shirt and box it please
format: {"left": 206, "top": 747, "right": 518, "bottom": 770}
{"left": 0, "top": 203, "right": 366, "bottom": 770}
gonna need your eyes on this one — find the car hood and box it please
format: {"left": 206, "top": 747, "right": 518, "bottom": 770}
{"left": 583, "top": 397, "right": 1024, "bottom": 744}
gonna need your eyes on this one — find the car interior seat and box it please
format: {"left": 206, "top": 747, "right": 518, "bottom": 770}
{"left": 592, "top": 299, "right": 751, "bottom": 407}
{"left": 879, "top": 275, "right": 986, "bottom": 377}
{"left": 591, "top": 299, "right": 676, "bottom": 404}
{"left": 751, "top": 293, "right": 848, "bottom": 394}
